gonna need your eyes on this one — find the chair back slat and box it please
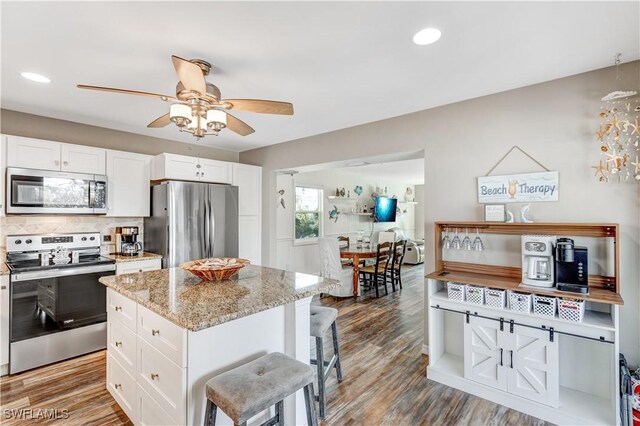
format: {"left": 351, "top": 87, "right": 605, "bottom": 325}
{"left": 337, "top": 236, "right": 350, "bottom": 248}
{"left": 393, "top": 240, "right": 407, "bottom": 266}
{"left": 375, "top": 241, "right": 392, "bottom": 269}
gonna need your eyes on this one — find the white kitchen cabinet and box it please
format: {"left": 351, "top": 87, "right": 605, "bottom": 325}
{"left": 115, "top": 259, "right": 162, "bottom": 276}
{"left": 463, "top": 315, "right": 559, "bottom": 408}
{"left": 150, "top": 153, "right": 231, "bottom": 184}
{"left": 232, "top": 163, "right": 262, "bottom": 216}
{"left": 6, "top": 135, "right": 106, "bottom": 175}
{"left": 0, "top": 135, "right": 6, "bottom": 217}
{"left": 0, "top": 275, "right": 9, "bottom": 376}
{"left": 239, "top": 216, "right": 262, "bottom": 265}
{"left": 61, "top": 143, "right": 106, "bottom": 174}
{"left": 107, "top": 150, "right": 152, "bottom": 217}
{"left": 6, "top": 135, "right": 61, "bottom": 170}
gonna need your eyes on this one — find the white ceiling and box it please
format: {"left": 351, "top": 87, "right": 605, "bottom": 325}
{"left": 2, "top": 2, "right": 638, "bottom": 152}
{"left": 335, "top": 159, "right": 425, "bottom": 185}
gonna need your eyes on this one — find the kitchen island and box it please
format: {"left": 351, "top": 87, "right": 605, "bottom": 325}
{"left": 99, "top": 265, "right": 339, "bottom": 426}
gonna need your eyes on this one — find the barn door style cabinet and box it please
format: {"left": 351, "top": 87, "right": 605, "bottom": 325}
{"left": 426, "top": 222, "right": 622, "bottom": 426}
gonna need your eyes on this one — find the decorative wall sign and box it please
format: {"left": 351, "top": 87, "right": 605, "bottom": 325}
{"left": 478, "top": 171, "right": 559, "bottom": 203}
{"left": 328, "top": 205, "right": 340, "bottom": 222}
{"left": 484, "top": 204, "right": 506, "bottom": 222}
{"left": 354, "top": 185, "right": 363, "bottom": 196}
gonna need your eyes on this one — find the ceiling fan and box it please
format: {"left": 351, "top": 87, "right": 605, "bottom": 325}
{"left": 77, "top": 55, "right": 294, "bottom": 139}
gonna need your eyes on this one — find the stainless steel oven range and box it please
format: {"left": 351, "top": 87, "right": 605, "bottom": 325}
{"left": 5, "top": 233, "right": 115, "bottom": 374}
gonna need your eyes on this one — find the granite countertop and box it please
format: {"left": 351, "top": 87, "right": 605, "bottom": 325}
{"left": 106, "top": 252, "right": 163, "bottom": 263}
{"left": 0, "top": 263, "right": 8, "bottom": 276}
{"left": 99, "top": 265, "right": 340, "bottom": 332}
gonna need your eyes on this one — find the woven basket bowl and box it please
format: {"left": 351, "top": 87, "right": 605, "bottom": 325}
{"left": 180, "top": 258, "right": 251, "bottom": 282}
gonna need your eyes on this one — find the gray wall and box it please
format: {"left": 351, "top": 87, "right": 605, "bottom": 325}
{"left": 0, "top": 109, "right": 239, "bottom": 162}
{"left": 241, "top": 61, "right": 640, "bottom": 365}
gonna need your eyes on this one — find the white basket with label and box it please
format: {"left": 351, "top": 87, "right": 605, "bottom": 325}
{"left": 558, "top": 298, "right": 585, "bottom": 323}
{"left": 532, "top": 294, "right": 557, "bottom": 318}
{"left": 447, "top": 282, "right": 465, "bottom": 302}
{"left": 508, "top": 291, "right": 532, "bottom": 313}
{"left": 485, "top": 288, "right": 507, "bottom": 309}
{"left": 465, "top": 285, "right": 485, "bottom": 305}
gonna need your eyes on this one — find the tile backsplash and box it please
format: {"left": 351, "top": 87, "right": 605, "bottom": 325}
{"left": 0, "top": 216, "right": 144, "bottom": 259}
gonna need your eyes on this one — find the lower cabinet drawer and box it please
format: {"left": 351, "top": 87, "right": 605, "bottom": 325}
{"left": 116, "top": 259, "right": 162, "bottom": 276}
{"left": 138, "top": 304, "right": 186, "bottom": 367}
{"left": 138, "top": 384, "right": 176, "bottom": 426}
{"left": 108, "top": 317, "right": 137, "bottom": 371}
{"left": 107, "top": 354, "right": 137, "bottom": 423}
{"left": 137, "top": 337, "right": 186, "bottom": 422}
{"left": 107, "top": 288, "right": 137, "bottom": 331}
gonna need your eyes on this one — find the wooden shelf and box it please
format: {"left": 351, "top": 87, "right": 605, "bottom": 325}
{"left": 344, "top": 212, "right": 372, "bottom": 216}
{"left": 398, "top": 201, "right": 418, "bottom": 205}
{"left": 426, "top": 270, "right": 624, "bottom": 305}
{"left": 435, "top": 221, "right": 618, "bottom": 238}
{"left": 327, "top": 196, "right": 358, "bottom": 200}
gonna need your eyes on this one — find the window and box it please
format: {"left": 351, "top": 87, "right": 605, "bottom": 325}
{"left": 294, "top": 185, "right": 322, "bottom": 244}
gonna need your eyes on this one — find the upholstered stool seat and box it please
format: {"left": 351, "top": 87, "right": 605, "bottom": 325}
{"left": 310, "top": 305, "right": 343, "bottom": 419}
{"left": 204, "top": 352, "right": 317, "bottom": 426}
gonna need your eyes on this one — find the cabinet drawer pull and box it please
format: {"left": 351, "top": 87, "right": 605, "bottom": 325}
{"left": 114, "top": 383, "right": 122, "bottom": 389}
{"left": 201, "top": 172, "right": 204, "bottom": 176}
{"left": 499, "top": 348, "right": 503, "bottom": 366}
{"left": 196, "top": 172, "right": 200, "bottom": 176}
{"left": 114, "top": 306, "right": 122, "bottom": 312}
{"left": 115, "top": 341, "right": 122, "bottom": 347}
{"left": 150, "top": 373, "right": 159, "bottom": 380}
{"left": 151, "top": 329, "right": 160, "bottom": 336}
{"left": 54, "top": 160, "right": 60, "bottom": 166}
{"left": 139, "top": 269, "right": 143, "bottom": 273}
{"left": 509, "top": 350, "right": 514, "bottom": 369}
{"left": 63, "top": 161, "right": 69, "bottom": 166}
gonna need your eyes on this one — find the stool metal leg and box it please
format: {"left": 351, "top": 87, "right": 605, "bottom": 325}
{"left": 275, "top": 400, "right": 284, "bottom": 426}
{"left": 304, "top": 383, "right": 319, "bottom": 426}
{"left": 204, "top": 400, "right": 217, "bottom": 426}
{"left": 315, "top": 336, "right": 326, "bottom": 418}
{"left": 331, "top": 321, "right": 343, "bottom": 382}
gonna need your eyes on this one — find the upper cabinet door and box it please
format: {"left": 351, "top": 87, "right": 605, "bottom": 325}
{"left": 463, "top": 316, "right": 508, "bottom": 392}
{"left": 6, "top": 135, "right": 61, "bottom": 171}
{"left": 106, "top": 150, "right": 152, "bottom": 217}
{"left": 506, "top": 326, "right": 559, "bottom": 407}
{"left": 232, "top": 163, "right": 262, "bottom": 216}
{"left": 60, "top": 143, "right": 106, "bottom": 175}
{"left": 152, "top": 153, "right": 199, "bottom": 181}
{"left": 198, "top": 158, "right": 231, "bottom": 184}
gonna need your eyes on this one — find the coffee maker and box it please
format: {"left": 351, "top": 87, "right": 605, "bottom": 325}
{"left": 555, "top": 238, "right": 589, "bottom": 294}
{"left": 115, "top": 226, "right": 142, "bottom": 256}
{"left": 521, "top": 235, "right": 556, "bottom": 288}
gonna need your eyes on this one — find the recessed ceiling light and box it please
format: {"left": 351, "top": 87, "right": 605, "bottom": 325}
{"left": 20, "top": 72, "right": 51, "bottom": 83}
{"left": 413, "top": 28, "right": 442, "bottom": 45}
{"left": 347, "top": 161, "right": 369, "bottom": 167}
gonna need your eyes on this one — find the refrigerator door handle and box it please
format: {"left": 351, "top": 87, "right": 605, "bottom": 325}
{"left": 203, "top": 197, "right": 209, "bottom": 258}
{"left": 209, "top": 196, "right": 215, "bottom": 258}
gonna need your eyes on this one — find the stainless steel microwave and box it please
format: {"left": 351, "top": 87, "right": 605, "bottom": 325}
{"left": 6, "top": 168, "right": 108, "bottom": 214}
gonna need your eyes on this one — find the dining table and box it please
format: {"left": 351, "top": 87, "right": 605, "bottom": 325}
{"left": 340, "top": 245, "right": 378, "bottom": 298}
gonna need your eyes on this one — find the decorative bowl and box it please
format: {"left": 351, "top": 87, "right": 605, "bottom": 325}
{"left": 179, "top": 257, "right": 250, "bottom": 282}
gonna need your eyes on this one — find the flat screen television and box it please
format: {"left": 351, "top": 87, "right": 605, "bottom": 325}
{"left": 374, "top": 197, "right": 397, "bottom": 222}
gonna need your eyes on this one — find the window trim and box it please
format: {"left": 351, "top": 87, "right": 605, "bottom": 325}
{"left": 293, "top": 183, "right": 323, "bottom": 245}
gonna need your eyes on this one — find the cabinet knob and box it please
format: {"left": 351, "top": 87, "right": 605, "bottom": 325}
{"left": 151, "top": 329, "right": 160, "bottom": 336}
{"left": 201, "top": 172, "right": 204, "bottom": 177}
{"left": 138, "top": 269, "right": 143, "bottom": 273}
{"left": 1, "top": 286, "right": 6, "bottom": 290}
{"left": 63, "top": 161, "right": 68, "bottom": 166}
{"left": 150, "top": 373, "right": 159, "bottom": 380}
{"left": 114, "top": 306, "right": 122, "bottom": 312}
{"left": 114, "top": 383, "right": 122, "bottom": 390}
{"left": 115, "top": 341, "right": 122, "bottom": 347}
{"left": 196, "top": 172, "right": 200, "bottom": 176}
{"left": 54, "top": 160, "right": 60, "bottom": 166}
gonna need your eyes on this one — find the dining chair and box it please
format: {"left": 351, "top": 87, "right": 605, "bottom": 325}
{"left": 337, "top": 236, "right": 353, "bottom": 266}
{"left": 389, "top": 240, "right": 407, "bottom": 291}
{"left": 358, "top": 242, "right": 392, "bottom": 298}
{"left": 319, "top": 238, "right": 355, "bottom": 297}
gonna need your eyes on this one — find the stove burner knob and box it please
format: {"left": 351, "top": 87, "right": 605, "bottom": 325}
{"left": 81, "top": 237, "right": 87, "bottom": 241}
{"left": 14, "top": 239, "right": 22, "bottom": 245}
{"left": 25, "top": 239, "right": 32, "bottom": 244}
{"left": 89, "top": 236, "right": 95, "bottom": 241}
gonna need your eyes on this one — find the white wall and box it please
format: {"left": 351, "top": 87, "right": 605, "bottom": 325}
{"left": 241, "top": 61, "right": 640, "bottom": 366}
{"left": 414, "top": 184, "right": 425, "bottom": 240}
{"left": 275, "top": 169, "right": 416, "bottom": 274}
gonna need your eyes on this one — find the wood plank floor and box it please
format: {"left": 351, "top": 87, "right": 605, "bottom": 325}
{"left": 0, "top": 265, "right": 547, "bottom": 425}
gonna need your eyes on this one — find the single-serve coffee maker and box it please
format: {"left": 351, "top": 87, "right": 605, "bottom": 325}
{"left": 556, "top": 238, "right": 589, "bottom": 294}
{"left": 521, "top": 235, "right": 556, "bottom": 288}
{"left": 115, "top": 226, "right": 142, "bottom": 256}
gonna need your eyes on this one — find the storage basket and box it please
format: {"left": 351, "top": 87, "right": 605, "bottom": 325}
{"left": 447, "top": 282, "right": 465, "bottom": 302}
{"left": 509, "top": 291, "right": 532, "bottom": 313}
{"left": 532, "top": 295, "right": 557, "bottom": 318}
{"left": 465, "top": 285, "right": 485, "bottom": 305}
{"left": 485, "top": 288, "right": 507, "bottom": 309}
{"left": 558, "top": 298, "right": 585, "bottom": 323}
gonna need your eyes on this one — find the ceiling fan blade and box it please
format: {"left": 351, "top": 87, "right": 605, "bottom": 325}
{"left": 147, "top": 113, "right": 171, "bottom": 128}
{"left": 171, "top": 55, "right": 207, "bottom": 95}
{"left": 225, "top": 112, "right": 255, "bottom": 136}
{"left": 77, "top": 85, "right": 176, "bottom": 101}
{"left": 223, "top": 99, "right": 294, "bottom": 115}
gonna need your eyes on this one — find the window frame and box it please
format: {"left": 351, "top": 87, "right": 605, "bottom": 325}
{"left": 293, "top": 183, "right": 324, "bottom": 246}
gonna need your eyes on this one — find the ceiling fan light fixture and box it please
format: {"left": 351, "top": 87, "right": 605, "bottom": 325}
{"left": 187, "top": 114, "right": 207, "bottom": 131}
{"left": 170, "top": 103, "right": 192, "bottom": 127}
{"left": 206, "top": 109, "right": 227, "bottom": 127}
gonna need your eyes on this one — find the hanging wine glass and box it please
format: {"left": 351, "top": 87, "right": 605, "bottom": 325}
{"left": 462, "top": 228, "right": 472, "bottom": 251}
{"left": 451, "top": 228, "right": 462, "bottom": 250}
{"left": 472, "top": 228, "right": 484, "bottom": 252}
{"left": 441, "top": 227, "right": 451, "bottom": 250}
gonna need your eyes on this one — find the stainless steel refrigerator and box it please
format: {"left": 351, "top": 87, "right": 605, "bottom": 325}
{"left": 144, "top": 181, "right": 239, "bottom": 268}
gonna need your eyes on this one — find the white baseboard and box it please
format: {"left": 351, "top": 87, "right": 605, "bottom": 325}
{"left": 1, "top": 364, "right": 7, "bottom": 376}
{"left": 421, "top": 344, "right": 429, "bottom": 355}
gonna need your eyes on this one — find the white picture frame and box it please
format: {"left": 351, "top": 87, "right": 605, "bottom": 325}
{"left": 484, "top": 204, "right": 507, "bottom": 222}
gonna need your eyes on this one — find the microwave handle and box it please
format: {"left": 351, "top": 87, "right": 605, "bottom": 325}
{"left": 89, "top": 181, "right": 96, "bottom": 207}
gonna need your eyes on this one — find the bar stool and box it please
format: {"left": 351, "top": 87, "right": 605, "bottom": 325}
{"left": 310, "top": 305, "right": 343, "bottom": 419}
{"left": 204, "top": 352, "right": 318, "bottom": 426}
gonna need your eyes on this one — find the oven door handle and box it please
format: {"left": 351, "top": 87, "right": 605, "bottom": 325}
{"left": 11, "top": 264, "right": 116, "bottom": 282}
